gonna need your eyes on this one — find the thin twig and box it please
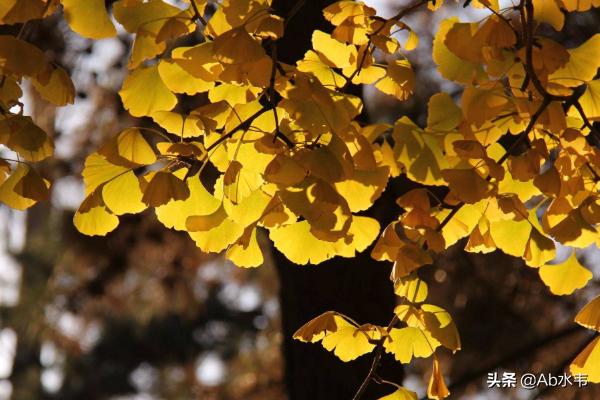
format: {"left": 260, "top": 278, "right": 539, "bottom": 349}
{"left": 352, "top": 315, "right": 400, "bottom": 400}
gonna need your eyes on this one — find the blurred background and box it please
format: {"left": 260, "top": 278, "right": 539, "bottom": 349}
{"left": 0, "top": 0, "right": 599, "bottom": 399}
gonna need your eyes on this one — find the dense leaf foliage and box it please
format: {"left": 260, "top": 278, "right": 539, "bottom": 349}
{"left": 1, "top": 0, "right": 600, "bottom": 397}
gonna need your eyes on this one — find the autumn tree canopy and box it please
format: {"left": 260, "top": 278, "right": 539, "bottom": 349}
{"left": 1, "top": 0, "right": 600, "bottom": 398}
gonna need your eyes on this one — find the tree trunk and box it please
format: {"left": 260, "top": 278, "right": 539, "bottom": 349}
{"left": 270, "top": 3, "right": 403, "bottom": 398}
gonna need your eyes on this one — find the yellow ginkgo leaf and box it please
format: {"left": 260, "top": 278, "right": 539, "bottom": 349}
{"left": 119, "top": 65, "right": 177, "bottom": 117}
{"left": 0, "top": 164, "right": 48, "bottom": 210}
{"left": 188, "top": 214, "right": 244, "bottom": 253}
{"left": 61, "top": 0, "right": 116, "bottom": 39}
{"left": 433, "top": 18, "right": 486, "bottom": 84}
{"left": 427, "top": 92, "right": 461, "bottom": 132}
{"left": 539, "top": 251, "right": 592, "bottom": 295}
{"left": 0, "top": 0, "right": 50, "bottom": 24}
{"left": 384, "top": 327, "right": 437, "bottom": 363}
{"left": 208, "top": 83, "right": 260, "bottom": 106}
{"left": 156, "top": 174, "right": 221, "bottom": 231}
{"left": 562, "top": 0, "right": 600, "bottom": 12}
{"left": 0, "top": 35, "right": 47, "bottom": 77}
{"left": 549, "top": 34, "right": 600, "bottom": 87}
{"left": 377, "top": 388, "right": 418, "bottom": 400}
{"left": 102, "top": 171, "right": 146, "bottom": 216}
{"left": 152, "top": 111, "right": 206, "bottom": 138}
{"left": 157, "top": 58, "right": 216, "bottom": 95}
{"left": 31, "top": 65, "right": 75, "bottom": 106}
{"left": 395, "top": 273, "right": 428, "bottom": 303}
{"left": 213, "top": 27, "right": 265, "bottom": 65}
{"left": 374, "top": 59, "right": 415, "bottom": 101}
{"left": 428, "top": 355, "right": 451, "bottom": 400}
{"left": 321, "top": 319, "right": 381, "bottom": 362}
{"left": 334, "top": 167, "right": 389, "bottom": 212}
{"left": 269, "top": 216, "right": 379, "bottom": 265}
{"left": 295, "top": 312, "right": 380, "bottom": 362}
{"left": 489, "top": 217, "right": 531, "bottom": 258}
{"left": 442, "top": 168, "right": 493, "bottom": 204}
{"left": 297, "top": 50, "right": 347, "bottom": 88}
{"left": 0, "top": 115, "right": 53, "bottom": 162}
{"left": 225, "top": 226, "right": 263, "bottom": 268}
{"left": 393, "top": 117, "right": 448, "bottom": 186}
{"left": 113, "top": 0, "right": 181, "bottom": 33}
{"left": 575, "top": 295, "right": 600, "bottom": 331}
{"left": 74, "top": 192, "right": 119, "bottom": 236}
{"left": 421, "top": 304, "right": 461, "bottom": 352}
{"left": 577, "top": 80, "right": 600, "bottom": 121}
{"left": 142, "top": 171, "right": 190, "bottom": 207}
{"left": 293, "top": 311, "right": 339, "bottom": 343}
{"left": 82, "top": 153, "right": 129, "bottom": 195}
{"left": 100, "top": 128, "right": 157, "bottom": 166}
{"left": 312, "top": 30, "right": 356, "bottom": 69}
{"left": 533, "top": 0, "right": 564, "bottom": 31}
{"left": 570, "top": 336, "right": 600, "bottom": 383}
{"left": 13, "top": 165, "right": 49, "bottom": 202}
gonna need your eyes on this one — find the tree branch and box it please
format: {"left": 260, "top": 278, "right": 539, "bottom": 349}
{"left": 352, "top": 315, "right": 399, "bottom": 400}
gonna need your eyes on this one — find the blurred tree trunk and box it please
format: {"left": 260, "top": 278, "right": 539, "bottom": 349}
{"left": 271, "top": 1, "right": 402, "bottom": 399}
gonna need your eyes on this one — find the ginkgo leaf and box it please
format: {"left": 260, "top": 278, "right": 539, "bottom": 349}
{"left": 102, "top": 171, "right": 146, "bottom": 215}
{"left": 393, "top": 117, "right": 448, "bottom": 186}
{"left": 433, "top": 18, "right": 485, "bottom": 84}
{"left": 561, "top": 0, "right": 600, "bottom": 11}
{"left": 0, "top": 115, "right": 53, "bottom": 162}
{"left": 489, "top": 217, "right": 531, "bottom": 258}
{"left": 549, "top": 34, "right": 600, "bottom": 87}
{"left": 152, "top": 111, "right": 206, "bottom": 138}
{"left": 570, "top": 336, "right": 600, "bottom": 383}
{"left": 225, "top": 226, "right": 263, "bottom": 268}
{"left": 312, "top": 30, "right": 356, "bottom": 69}
{"left": 577, "top": 80, "right": 600, "bottom": 121}
{"left": 155, "top": 174, "right": 221, "bottom": 231}
{"left": 208, "top": 83, "right": 260, "bottom": 106}
{"left": 293, "top": 311, "right": 339, "bottom": 343}
{"left": 188, "top": 214, "right": 244, "bottom": 253}
{"left": 374, "top": 59, "right": 415, "bottom": 101}
{"left": 384, "top": 327, "right": 436, "bottom": 363}
{"left": 119, "top": 65, "right": 177, "bottom": 117}
{"left": 442, "top": 168, "right": 493, "bottom": 204}
{"left": 100, "top": 128, "right": 157, "bottom": 166}
{"left": 0, "top": 164, "right": 48, "bottom": 210}
{"left": 31, "top": 65, "right": 75, "bottom": 106}
{"left": 575, "top": 295, "right": 600, "bottom": 332}
{"left": 113, "top": 0, "right": 181, "bottom": 33}
{"left": 427, "top": 92, "right": 461, "bottom": 131}
{"left": 421, "top": 304, "right": 461, "bottom": 352}
{"left": 377, "top": 388, "right": 418, "bottom": 400}
{"left": 157, "top": 58, "right": 216, "bottom": 95}
{"left": 533, "top": 0, "right": 564, "bottom": 31}
{"left": 295, "top": 312, "right": 380, "bottom": 362}
{"left": 539, "top": 251, "right": 592, "bottom": 295}
{"left": 297, "top": 50, "right": 347, "bottom": 88}
{"left": 74, "top": 192, "right": 119, "bottom": 236}
{"left": 142, "top": 171, "right": 190, "bottom": 207}
{"left": 61, "top": 0, "right": 116, "bottom": 39}
{"left": 321, "top": 319, "right": 381, "bottom": 362}
{"left": 82, "top": 153, "right": 130, "bottom": 195}
{"left": 395, "top": 273, "right": 428, "bottom": 303}
{"left": 213, "top": 27, "right": 265, "bottom": 65}
{"left": 13, "top": 165, "right": 49, "bottom": 202}
{"left": 334, "top": 167, "right": 389, "bottom": 212}
{"left": 428, "top": 356, "right": 450, "bottom": 400}
{"left": 269, "top": 216, "right": 379, "bottom": 265}
{"left": 0, "top": 35, "right": 47, "bottom": 77}
{"left": 0, "top": 0, "right": 50, "bottom": 24}
{"left": 223, "top": 188, "right": 272, "bottom": 227}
